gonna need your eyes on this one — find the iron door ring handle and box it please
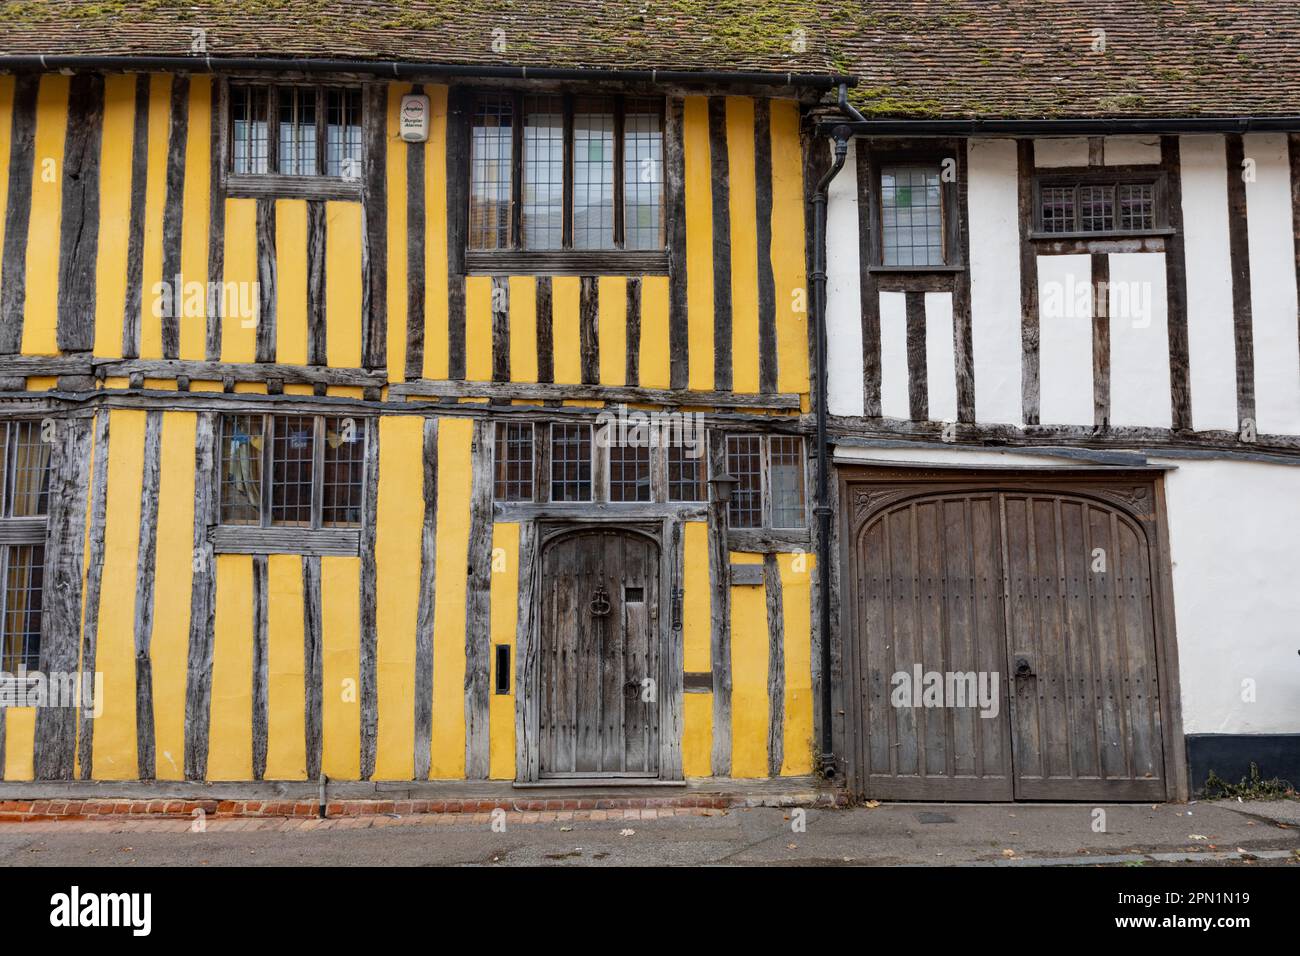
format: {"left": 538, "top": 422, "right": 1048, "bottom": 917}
{"left": 1014, "top": 657, "right": 1033, "bottom": 678}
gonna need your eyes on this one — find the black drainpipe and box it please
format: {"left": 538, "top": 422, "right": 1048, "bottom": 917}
{"left": 811, "top": 85, "right": 863, "bottom": 779}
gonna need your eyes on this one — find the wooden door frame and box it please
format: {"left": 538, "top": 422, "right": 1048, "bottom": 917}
{"left": 514, "top": 515, "right": 683, "bottom": 783}
{"left": 838, "top": 463, "right": 1188, "bottom": 802}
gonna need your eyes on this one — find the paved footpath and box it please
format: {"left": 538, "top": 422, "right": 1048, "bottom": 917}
{"left": 0, "top": 800, "right": 1296, "bottom": 866}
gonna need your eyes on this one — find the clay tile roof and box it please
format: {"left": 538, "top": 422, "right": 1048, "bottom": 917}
{"left": 1, "top": 1, "right": 1297, "bottom": 118}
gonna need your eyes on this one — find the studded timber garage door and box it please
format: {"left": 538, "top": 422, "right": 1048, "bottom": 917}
{"left": 844, "top": 473, "right": 1171, "bottom": 802}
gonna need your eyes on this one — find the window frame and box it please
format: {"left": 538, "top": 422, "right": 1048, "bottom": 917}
{"left": 723, "top": 432, "right": 808, "bottom": 531}
{"left": 0, "top": 420, "right": 52, "bottom": 678}
{"left": 1031, "top": 168, "right": 1171, "bottom": 240}
{"left": 213, "top": 413, "right": 370, "bottom": 556}
{"left": 865, "top": 145, "right": 963, "bottom": 273}
{"left": 223, "top": 79, "right": 367, "bottom": 201}
{"left": 462, "top": 89, "right": 670, "bottom": 276}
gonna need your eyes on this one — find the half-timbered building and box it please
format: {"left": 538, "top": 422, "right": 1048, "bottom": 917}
{"left": 0, "top": 2, "right": 1295, "bottom": 803}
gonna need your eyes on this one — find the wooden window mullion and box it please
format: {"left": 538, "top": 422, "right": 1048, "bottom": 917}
{"left": 261, "top": 414, "right": 274, "bottom": 529}
{"left": 562, "top": 93, "right": 574, "bottom": 249}
{"left": 0, "top": 422, "right": 9, "bottom": 518}
{"left": 315, "top": 86, "right": 327, "bottom": 177}
{"left": 760, "top": 437, "right": 772, "bottom": 529}
{"left": 613, "top": 97, "right": 626, "bottom": 249}
{"left": 311, "top": 416, "right": 325, "bottom": 531}
{"left": 511, "top": 91, "right": 524, "bottom": 250}
{"left": 266, "top": 85, "right": 279, "bottom": 174}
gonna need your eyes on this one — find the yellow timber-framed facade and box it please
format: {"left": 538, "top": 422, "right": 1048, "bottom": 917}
{"left": 0, "top": 68, "right": 829, "bottom": 787}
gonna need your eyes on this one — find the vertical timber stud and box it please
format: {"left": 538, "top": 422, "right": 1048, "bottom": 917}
{"left": 708, "top": 97, "right": 733, "bottom": 392}
{"left": 1161, "top": 135, "right": 1192, "bottom": 430}
{"left": 406, "top": 84, "right": 428, "bottom": 382}
{"left": 205, "top": 79, "right": 226, "bottom": 362}
{"left": 1091, "top": 252, "right": 1111, "bottom": 427}
{"left": 358, "top": 418, "right": 380, "bottom": 779}
{"left": 954, "top": 141, "right": 976, "bottom": 423}
{"left": 121, "top": 75, "right": 151, "bottom": 359}
{"left": 491, "top": 275, "right": 510, "bottom": 382}
{"left": 251, "top": 553, "right": 269, "bottom": 781}
{"left": 464, "top": 421, "right": 494, "bottom": 779}
{"left": 707, "top": 432, "right": 732, "bottom": 776}
{"left": 132, "top": 411, "right": 164, "bottom": 779}
{"left": 535, "top": 276, "right": 554, "bottom": 384}
{"left": 362, "top": 82, "right": 388, "bottom": 371}
{"left": 666, "top": 96, "right": 689, "bottom": 390}
{"left": 255, "top": 199, "right": 277, "bottom": 364}
{"left": 56, "top": 73, "right": 105, "bottom": 355}
{"left": 855, "top": 143, "right": 882, "bottom": 417}
{"left": 183, "top": 412, "right": 218, "bottom": 780}
{"left": 763, "top": 553, "right": 785, "bottom": 778}
{"left": 303, "top": 555, "right": 324, "bottom": 781}
{"left": 625, "top": 276, "right": 642, "bottom": 387}
{"left": 904, "top": 290, "right": 928, "bottom": 421}
{"left": 1017, "top": 139, "right": 1040, "bottom": 425}
{"left": 77, "top": 410, "right": 111, "bottom": 778}
{"left": 306, "top": 201, "right": 327, "bottom": 366}
{"left": 1225, "top": 134, "right": 1257, "bottom": 432}
{"left": 579, "top": 276, "right": 599, "bottom": 385}
{"left": 1291, "top": 133, "right": 1300, "bottom": 382}
{"left": 0, "top": 74, "right": 39, "bottom": 354}
{"left": 413, "top": 417, "right": 439, "bottom": 779}
{"left": 446, "top": 88, "right": 469, "bottom": 381}
{"left": 33, "top": 416, "right": 93, "bottom": 779}
{"left": 754, "top": 99, "right": 778, "bottom": 395}
{"left": 661, "top": 519, "right": 685, "bottom": 780}
{"left": 513, "top": 520, "right": 539, "bottom": 782}
{"left": 160, "top": 74, "right": 190, "bottom": 360}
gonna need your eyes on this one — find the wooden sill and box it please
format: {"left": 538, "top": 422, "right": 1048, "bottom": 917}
{"left": 464, "top": 249, "right": 670, "bottom": 276}
{"left": 210, "top": 525, "right": 361, "bottom": 556}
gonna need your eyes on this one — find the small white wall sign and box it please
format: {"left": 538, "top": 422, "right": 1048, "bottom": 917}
{"left": 400, "top": 94, "right": 430, "bottom": 142}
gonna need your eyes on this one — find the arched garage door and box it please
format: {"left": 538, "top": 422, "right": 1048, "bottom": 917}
{"left": 844, "top": 476, "right": 1172, "bottom": 801}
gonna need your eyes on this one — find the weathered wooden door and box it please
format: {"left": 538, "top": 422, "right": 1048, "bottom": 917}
{"left": 848, "top": 480, "right": 1168, "bottom": 801}
{"left": 851, "top": 492, "right": 1016, "bottom": 799}
{"left": 538, "top": 528, "right": 660, "bottom": 777}
{"left": 1001, "top": 492, "right": 1166, "bottom": 800}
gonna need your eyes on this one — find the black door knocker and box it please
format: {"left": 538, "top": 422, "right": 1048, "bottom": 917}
{"left": 590, "top": 585, "right": 611, "bottom": 618}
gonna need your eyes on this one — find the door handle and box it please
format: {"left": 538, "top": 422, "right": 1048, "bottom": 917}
{"left": 623, "top": 679, "right": 642, "bottom": 701}
{"left": 1013, "top": 656, "right": 1034, "bottom": 678}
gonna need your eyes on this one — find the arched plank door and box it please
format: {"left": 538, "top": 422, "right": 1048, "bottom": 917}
{"left": 848, "top": 482, "right": 1168, "bottom": 801}
{"left": 538, "top": 528, "right": 660, "bottom": 778}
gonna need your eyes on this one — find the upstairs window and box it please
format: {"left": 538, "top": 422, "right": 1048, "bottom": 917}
{"left": 219, "top": 414, "right": 365, "bottom": 531}
{"left": 1034, "top": 176, "right": 1165, "bottom": 236}
{"left": 880, "top": 164, "right": 945, "bottom": 266}
{"left": 230, "top": 84, "right": 363, "bottom": 180}
{"left": 0, "top": 421, "right": 51, "bottom": 675}
{"left": 468, "top": 93, "right": 665, "bottom": 252}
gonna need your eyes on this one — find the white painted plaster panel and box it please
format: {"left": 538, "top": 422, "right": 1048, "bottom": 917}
{"left": 966, "top": 138, "right": 1023, "bottom": 425}
{"left": 1109, "top": 252, "right": 1172, "bottom": 428}
{"left": 825, "top": 139, "right": 865, "bottom": 418}
{"left": 1033, "top": 136, "right": 1090, "bottom": 168}
{"left": 879, "top": 291, "right": 910, "bottom": 420}
{"left": 1179, "top": 134, "right": 1239, "bottom": 432}
{"left": 924, "top": 292, "right": 957, "bottom": 424}
{"left": 1243, "top": 132, "right": 1300, "bottom": 435}
{"left": 1104, "top": 135, "right": 1162, "bottom": 166}
{"left": 1037, "top": 254, "right": 1095, "bottom": 426}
